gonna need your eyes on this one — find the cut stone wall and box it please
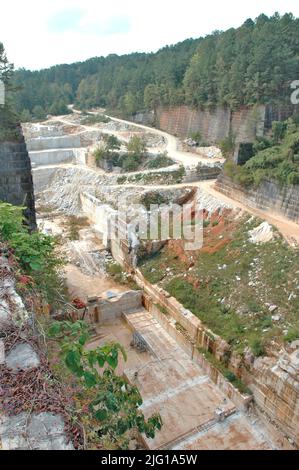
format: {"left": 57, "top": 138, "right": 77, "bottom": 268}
{"left": 30, "top": 149, "right": 74, "bottom": 166}
{"left": 132, "top": 269, "right": 298, "bottom": 445}
{"left": 26, "top": 134, "right": 82, "bottom": 151}
{"left": 156, "top": 105, "right": 231, "bottom": 143}
{"left": 216, "top": 175, "right": 299, "bottom": 224}
{"left": 88, "top": 290, "right": 143, "bottom": 323}
{"left": 32, "top": 166, "right": 58, "bottom": 193}
{"left": 0, "top": 130, "right": 36, "bottom": 228}
{"left": 242, "top": 352, "right": 299, "bottom": 447}
{"left": 155, "top": 105, "right": 266, "bottom": 144}
{"left": 136, "top": 104, "right": 299, "bottom": 149}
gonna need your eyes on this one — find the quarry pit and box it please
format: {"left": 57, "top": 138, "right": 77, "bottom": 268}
{"left": 21, "top": 110, "right": 299, "bottom": 450}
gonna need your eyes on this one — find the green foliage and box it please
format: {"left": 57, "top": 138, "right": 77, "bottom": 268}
{"left": 219, "top": 134, "right": 235, "bottom": 159}
{"left": 81, "top": 113, "right": 110, "bottom": 125}
{"left": 198, "top": 348, "right": 252, "bottom": 395}
{"left": 190, "top": 132, "right": 202, "bottom": 145}
{"left": 11, "top": 14, "right": 299, "bottom": 117}
{"left": 104, "top": 134, "right": 121, "bottom": 151}
{"left": 126, "top": 135, "right": 147, "bottom": 157}
{"left": 0, "top": 43, "right": 20, "bottom": 142}
{"left": 272, "top": 121, "right": 287, "bottom": 143}
{"left": 94, "top": 146, "right": 107, "bottom": 163}
{"left": 32, "top": 105, "right": 47, "bottom": 121}
{"left": 284, "top": 328, "right": 299, "bottom": 343}
{"left": 121, "top": 154, "right": 140, "bottom": 172}
{"left": 146, "top": 152, "right": 174, "bottom": 169}
{"left": 94, "top": 135, "right": 121, "bottom": 168}
{"left": 140, "top": 216, "right": 299, "bottom": 353}
{"left": 0, "top": 202, "right": 63, "bottom": 302}
{"left": 49, "top": 321, "right": 162, "bottom": 445}
{"left": 140, "top": 192, "right": 168, "bottom": 211}
{"left": 249, "top": 339, "right": 265, "bottom": 357}
{"left": 49, "top": 99, "right": 71, "bottom": 116}
{"left": 184, "top": 13, "right": 299, "bottom": 109}
{"left": 225, "top": 120, "right": 299, "bottom": 188}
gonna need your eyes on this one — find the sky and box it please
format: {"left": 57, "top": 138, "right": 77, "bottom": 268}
{"left": 2, "top": 0, "right": 299, "bottom": 70}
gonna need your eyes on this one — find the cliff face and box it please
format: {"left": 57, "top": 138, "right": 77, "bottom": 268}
{"left": 0, "top": 126, "right": 36, "bottom": 228}
{"left": 243, "top": 351, "right": 299, "bottom": 447}
{"left": 215, "top": 174, "right": 299, "bottom": 224}
{"left": 155, "top": 105, "right": 265, "bottom": 144}
{"left": 132, "top": 104, "right": 298, "bottom": 150}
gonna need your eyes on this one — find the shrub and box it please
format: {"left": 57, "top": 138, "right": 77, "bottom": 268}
{"left": 147, "top": 152, "right": 173, "bottom": 169}
{"left": 219, "top": 134, "right": 235, "bottom": 158}
{"left": 287, "top": 171, "right": 299, "bottom": 185}
{"left": 140, "top": 192, "right": 168, "bottom": 211}
{"left": 250, "top": 339, "right": 265, "bottom": 357}
{"left": 121, "top": 154, "right": 140, "bottom": 172}
{"left": 48, "top": 320, "right": 162, "bottom": 447}
{"left": 94, "top": 146, "right": 107, "bottom": 163}
{"left": 284, "top": 328, "right": 299, "bottom": 343}
{"left": 0, "top": 202, "right": 63, "bottom": 302}
{"left": 82, "top": 113, "right": 110, "bottom": 125}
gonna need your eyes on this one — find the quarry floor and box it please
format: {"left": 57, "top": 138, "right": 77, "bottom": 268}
{"left": 87, "top": 312, "right": 276, "bottom": 450}
{"left": 38, "top": 214, "right": 279, "bottom": 450}
{"left": 30, "top": 112, "right": 299, "bottom": 450}
{"left": 38, "top": 215, "right": 127, "bottom": 301}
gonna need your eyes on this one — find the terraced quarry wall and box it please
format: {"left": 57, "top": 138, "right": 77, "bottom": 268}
{"left": 133, "top": 269, "right": 299, "bottom": 447}
{"left": 216, "top": 174, "right": 299, "bottom": 224}
{"left": 155, "top": 105, "right": 266, "bottom": 144}
{"left": 0, "top": 131, "right": 36, "bottom": 228}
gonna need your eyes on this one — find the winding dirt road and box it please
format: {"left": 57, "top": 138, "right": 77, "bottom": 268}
{"left": 49, "top": 110, "right": 299, "bottom": 246}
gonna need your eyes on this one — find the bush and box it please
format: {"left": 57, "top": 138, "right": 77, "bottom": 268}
{"left": 284, "top": 328, "right": 299, "bottom": 343}
{"left": 287, "top": 171, "right": 299, "bottom": 185}
{"left": 0, "top": 202, "right": 63, "bottom": 302}
{"left": 126, "top": 135, "right": 147, "bottom": 157}
{"left": 140, "top": 192, "right": 168, "bottom": 211}
{"left": 272, "top": 121, "right": 287, "bottom": 143}
{"left": 224, "top": 121, "right": 299, "bottom": 189}
{"left": 147, "top": 152, "right": 173, "bottom": 169}
{"left": 94, "top": 146, "right": 107, "bottom": 163}
{"left": 82, "top": 113, "right": 110, "bottom": 125}
{"left": 219, "top": 134, "right": 235, "bottom": 158}
{"left": 250, "top": 339, "right": 265, "bottom": 357}
{"left": 121, "top": 154, "right": 140, "bottom": 172}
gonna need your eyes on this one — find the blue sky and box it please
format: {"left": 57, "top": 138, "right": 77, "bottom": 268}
{"left": 47, "top": 8, "right": 84, "bottom": 33}
{"left": 47, "top": 8, "right": 131, "bottom": 35}
{"left": 2, "top": 0, "right": 299, "bottom": 70}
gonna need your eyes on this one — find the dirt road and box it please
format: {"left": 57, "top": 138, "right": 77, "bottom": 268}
{"left": 53, "top": 110, "right": 224, "bottom": 167}
{"left": 49, "top": 111, "right": 299, "bottom": 246}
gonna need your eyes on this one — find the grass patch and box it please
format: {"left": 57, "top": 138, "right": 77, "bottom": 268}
{"left": 62, "top": 216, "right": 89, "bottom": 241}
{"left": 106, "top": 262, "right": 139, "bottom": 290}
{"left": 81, "top": 113, "right": 110, "bottom": 125}
{"left": 198, "top": 348, "right": 252, "bottom": 395}
{"left": 139, "top": 214, "right": 299, "bottom": 353}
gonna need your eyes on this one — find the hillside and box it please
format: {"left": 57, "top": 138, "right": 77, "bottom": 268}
{"left": 13, "top": 13, "right": 299, "bottom": 121}
{"left": 224, "top": 118, "right": 299, "bottom": 187}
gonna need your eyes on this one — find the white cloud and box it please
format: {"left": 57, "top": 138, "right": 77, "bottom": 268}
{"left": 2, "top": 0, "right": 299, "bottom": 70}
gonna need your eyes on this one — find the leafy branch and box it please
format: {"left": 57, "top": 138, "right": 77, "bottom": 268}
{"left": 48, "top": 320, "right": 162, "bottom": 447}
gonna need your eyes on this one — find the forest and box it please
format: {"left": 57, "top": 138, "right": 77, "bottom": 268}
{"left": 7, "top": 12, "right": 299, "bottom": 121}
